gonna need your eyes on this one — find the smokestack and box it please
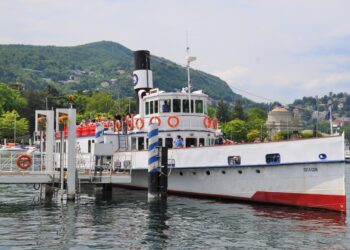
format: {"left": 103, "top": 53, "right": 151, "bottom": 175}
{"left": 133, "top": 50, "right": 153, "bottom": 93}
{"left": 133, "top": 50, "right": 153, "bottom": 116}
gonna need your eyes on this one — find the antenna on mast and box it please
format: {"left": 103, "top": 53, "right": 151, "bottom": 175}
{"left": 186, "top": 32, "right": 196, "bottom": 113}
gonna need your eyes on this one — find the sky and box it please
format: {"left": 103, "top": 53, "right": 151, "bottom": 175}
{"left": 0, "top": 0, "right": 349, "bottom": 104}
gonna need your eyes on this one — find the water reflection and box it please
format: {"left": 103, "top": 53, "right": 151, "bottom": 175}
{"left": 0, "top": 185, "right": 349, "bottom": 249}
{"left": 142, "top": 198, "right": 169, "bottom": 249}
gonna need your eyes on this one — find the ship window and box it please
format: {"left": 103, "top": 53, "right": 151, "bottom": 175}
{"left": 204, "top": 102, "right": 208, "bottom": 114}
{"left": 131, "top": 137, "right": 137, "bottom": 150}
{"left": 145, "top": 102, "right": 150, "bottom": 115}
{"left": 158, "top": 138, "right": 163, "bottom": 147}
{"left": 195, "top": 100, "right": 203, "bottom": 113}
{"left": 161, "top": 99, "right": 171, "bottom": 113}
{"left": 154, "top": 100, "right": 159, "bottom": 113}
{"left": 199, "top": 138, "right": 205, "bottom": 146}
{"left": 123, "top": 160, "right": 131, "bottom": 169}
{"left": 183, "top": 100, "right": 189, "bottom": 113}
{"left": 165, "top": 138, "right": 173, "bottom": 148}
{"left": 186, "top": 138, "right": 197, "bottom": 147}
{"left": 266, "top": 153, "right": 280, "bottom": 164}
{"left": 138, "top": 137, "right": 145, "bottom": 150}
{"left": 173, "top": 99, "right": 181, "bottom": 113}
{"left": 150, "top": 101, "right": 154, "bottom": 114}
{"left": 228, "top": 156, "right": 241, "bottom": 165}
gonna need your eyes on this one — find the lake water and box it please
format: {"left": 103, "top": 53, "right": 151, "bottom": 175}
{"left": 0, "top": 184, "right": 350, "bottom": 249}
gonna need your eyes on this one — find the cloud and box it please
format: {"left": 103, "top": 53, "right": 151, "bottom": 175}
{"left": 214, "top": 66, "right": 249, "bottom": 86}
{"left": 0, "top": 0, "right": 350, "bottom": 103}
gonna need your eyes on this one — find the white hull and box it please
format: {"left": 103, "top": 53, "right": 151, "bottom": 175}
{"left": 110, "top": 136, "right": 347, "bottom": 212}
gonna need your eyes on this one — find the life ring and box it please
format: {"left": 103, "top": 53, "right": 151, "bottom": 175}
{"left": 150, "top": 116, "right": 161, "bottom": 125}
{"left": 212, "top": 118, "right": 218, "bottom": 129}
{"left": 135, "top": 118, "right": 144, "bottom": 129}
{"left": 115, "top": 120, "right": 121, "bottom": 131}
{"left": 16, "top": 154, "right": 32, "bottom": 170}
{"left": 203, "top": 115, "right": 211, "bottom": 128}
{"left": 127, "top": 118, "right": 134, "bottom": 130}
{"left": 168, "top": 116, "right": 180, "bottom": 128}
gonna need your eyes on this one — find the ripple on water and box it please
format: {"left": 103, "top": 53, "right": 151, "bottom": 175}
{"left": 0, "top": 185, "right": 348, "bottom": 249}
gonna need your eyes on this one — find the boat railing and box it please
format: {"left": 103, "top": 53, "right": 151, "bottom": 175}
{"left": 0, "top": 151, "right": 47, "bottom": 172}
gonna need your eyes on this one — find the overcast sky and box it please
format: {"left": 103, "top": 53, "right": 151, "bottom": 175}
{"left": 0, "top": 0, "right": 349, "bottom": 103}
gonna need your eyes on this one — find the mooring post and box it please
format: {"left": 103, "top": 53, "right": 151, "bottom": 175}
{"left": 159, "top": 146, "right": 168, "bottom": 197}
{"left": 148, "top": 123, "right": 159, "bottom": 199}
{"left": 67, "top": 108, "right": 76, "bottom": 200}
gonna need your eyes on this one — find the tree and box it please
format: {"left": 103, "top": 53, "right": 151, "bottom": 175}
{"left": 247, "top": 129, "right": 260, "bottom": 142}
{"left": 85, "top": 92, "right": 115, "bottom": 115}
{"left": 222, "top": 119, "right": 247, "bottom": 142}
{"left": 115, "top": 97, "right": 137, "bottom": 115}
{"left": 341, "top": 123, "right": 350, "bottom": 142}
{"left": 216, "top": 99, "right": 231, "bottom": 122}
{"left": 0, "top": 110, "right": 29, "bottom": 141}
{"left": 233, "top": 100, "right": 245, "bottom": 120}
{"left": 208, "top": 107, "right": 216, "bottom": 119}
{"left": 246, "top": 107, "right": 267, "bottom": 121}
{"left": 0, "top": 83, "right": 27, "bottom": 115}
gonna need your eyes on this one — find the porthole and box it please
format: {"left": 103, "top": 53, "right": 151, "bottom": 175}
{"left": 319, "top": 153, "right": 327, "bottom": 160}
{"left": 179, "top": 172, "right": 183, "bottom": 176}
{"left": 222, "top": 170, "right": 226, "bottom": 174}
{"left": 238, "top": 170, "right": 242, "bottom": 174}
{"left": 193, "top": 172, "right": 196, "bottom": 175}
{"left": 256, "top": 169, "right": 260, "bottom": 174}
{"left": 206, "top": 170, "right": 210, "bottom": 175}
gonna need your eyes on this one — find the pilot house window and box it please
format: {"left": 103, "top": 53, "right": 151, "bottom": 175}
{"left": 195, "top": 100, "right": 203, "bottom": 113}
{"left": 145, "top": 102, "right": 150, "bottom": 115}
{"left": 173, "top": 99, "right": 181, "bottom": 113}
{"left": 266, "top": 154, "right": 280, "bottom": 164}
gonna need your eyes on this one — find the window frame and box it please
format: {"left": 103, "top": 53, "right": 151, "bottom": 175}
{"left": 228, "top": 156, "right": 241, "bottom": 166}
{"left": 265, "top": 153, "right": 281, "bottom": 164}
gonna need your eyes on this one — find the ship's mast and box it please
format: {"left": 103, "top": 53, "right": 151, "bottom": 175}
{"left": 186, "top": 33, "right": 196, "bottom": 113}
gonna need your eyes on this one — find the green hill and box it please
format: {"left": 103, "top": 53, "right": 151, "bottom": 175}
{"left": 0, "top": 41, "right": 250, "bottom": 104}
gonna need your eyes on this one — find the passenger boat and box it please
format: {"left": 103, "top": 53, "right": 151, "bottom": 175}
{"left": 71, "top": 50, "right": 346, "bottom": 212}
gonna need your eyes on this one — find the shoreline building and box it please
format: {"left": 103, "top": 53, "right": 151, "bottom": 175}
{"left": 266, "top": 107, "right": 302, "bottom": 137}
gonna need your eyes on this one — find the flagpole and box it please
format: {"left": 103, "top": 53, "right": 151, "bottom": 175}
{"left": 329, "top": 105, "right": 333, "bottom": 135}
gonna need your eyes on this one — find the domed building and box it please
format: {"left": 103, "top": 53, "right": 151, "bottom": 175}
{"left": 266, "top": 107, "right": 302, "bottom": 137}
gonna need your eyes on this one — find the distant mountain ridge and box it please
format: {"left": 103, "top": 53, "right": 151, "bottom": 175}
{"left": 0, "top": 41, "right": 251, "bottom": 104}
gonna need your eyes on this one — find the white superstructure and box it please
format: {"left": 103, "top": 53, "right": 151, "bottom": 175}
{"left": 63, "top": 50, "right": 347, "bottom": 212}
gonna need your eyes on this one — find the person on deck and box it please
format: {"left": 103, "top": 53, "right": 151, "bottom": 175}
{"left": 162, "top": 100, "right": 170, "bottom": 113}
{"left": 174, "top": 135, "right": 184, "bottom": 148}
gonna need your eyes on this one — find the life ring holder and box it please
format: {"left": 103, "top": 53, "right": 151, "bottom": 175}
{"left": 168, "top": 116, "right": 180, "bottom": 128}
{"left": 127, "top": 118, "right": 134, "bottom": 131}
{"left": 150, "top": 116, "right": 161, "bottom": 126}
{"left": 16, "top": 154, "right": 32, "bottom": 170}
{"left": 212, "top": 118, "right": 218, "bottom": 129}
{"left": 135, "top": 118, "right": 145, "bottom": 129}
{"left": 203, "top": 115, "right": 211, "bottom": 128}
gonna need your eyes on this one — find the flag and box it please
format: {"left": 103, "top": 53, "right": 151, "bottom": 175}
{"left": 95, "top": 123, "right": 104, "bottom": 143}
{"left": 325, "top": 105, "right": 333, "bottom": 120}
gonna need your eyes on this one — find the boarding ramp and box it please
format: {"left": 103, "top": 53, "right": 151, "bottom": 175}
{"left": 0, "top": 151, "right": 59, "bottom": 184}
{"left": 76, "top": 143, "right": 131, "bottom": 184}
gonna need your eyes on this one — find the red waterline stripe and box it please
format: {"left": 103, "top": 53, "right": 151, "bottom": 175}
{"left": 113, "top": 184, "right": 346, "bottom": 212}
{"left": 251, "top": 191, "right": 346, "bottom": 212}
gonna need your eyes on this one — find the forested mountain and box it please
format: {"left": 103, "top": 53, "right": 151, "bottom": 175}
{"left": 0, "top": 41, "right": 249, "bottom": 104}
